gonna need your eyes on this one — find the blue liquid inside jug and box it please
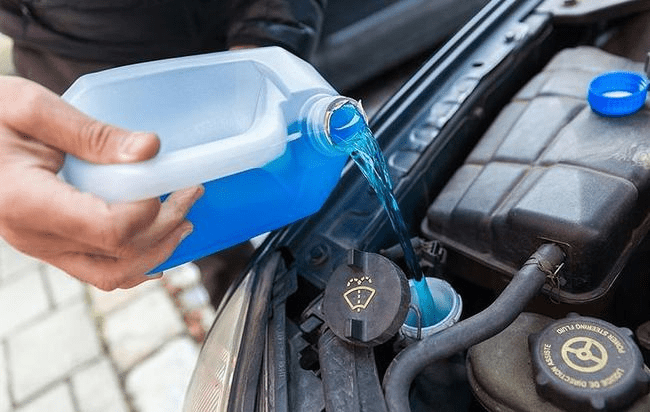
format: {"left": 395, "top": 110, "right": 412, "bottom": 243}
{"left": 150, "top": 133, "right": 347, "bottom": 273}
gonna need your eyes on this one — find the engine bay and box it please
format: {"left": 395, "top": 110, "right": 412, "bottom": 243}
{"left": 279, "top": 2, "right": 650, "bottom": 411}
{"left": 186, "top": 1, "right": 650, "bottom": 411}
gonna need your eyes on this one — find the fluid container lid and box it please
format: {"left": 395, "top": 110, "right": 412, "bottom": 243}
{"left": 529, "top": 314, "right": 650, "bottom": 411}
{"left": 322, "top": 250, "right": 410, "bottom": 347}
{"left": 587, "top": 71, "right": 649, "bottom": 117}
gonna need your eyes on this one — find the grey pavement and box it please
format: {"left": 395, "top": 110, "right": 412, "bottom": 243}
{"left": 0, "top": 236, "right": 215, "bottom": 412}
{"left": 0, "top": 34, "right": 12, "bottom": 76}
{"left": 0, "top": 33, "right": 218, "bottom": 412}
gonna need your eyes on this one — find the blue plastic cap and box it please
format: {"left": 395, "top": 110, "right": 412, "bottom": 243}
{"left": 588, "top": 71, "right": 649, "bottom": 117}
{"left": 329, "top": 103, "right": 366, "bottom": 144}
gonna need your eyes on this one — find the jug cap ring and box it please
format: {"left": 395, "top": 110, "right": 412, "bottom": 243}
{"left": 324, "top": 97, "right": 367, "bottom": 139}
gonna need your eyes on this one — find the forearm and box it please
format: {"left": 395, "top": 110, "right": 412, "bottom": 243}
{"left": 226, "top": 0, "right": 326, "bottom": 59}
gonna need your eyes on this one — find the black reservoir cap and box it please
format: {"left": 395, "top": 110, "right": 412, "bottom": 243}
{"left": 322, "top": 250, "right": 410, "bottom": 347}
{"left": 529, "top": 313, "right": 650, "bottom": 411}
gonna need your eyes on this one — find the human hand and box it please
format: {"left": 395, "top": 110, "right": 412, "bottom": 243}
{"left": 0, "top": 75, "right": 203, "bottom": 290}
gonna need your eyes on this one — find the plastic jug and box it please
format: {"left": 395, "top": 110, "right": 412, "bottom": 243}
{"left": 61, "top": 46, "right": 363, "bottom": 272}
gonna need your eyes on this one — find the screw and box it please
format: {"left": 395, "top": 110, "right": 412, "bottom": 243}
{"left": 309, "top": 244, "right": 329, "bottom": 266}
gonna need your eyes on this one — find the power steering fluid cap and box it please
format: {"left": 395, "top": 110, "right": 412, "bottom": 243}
{"left": 529, "top": 313, "right": 650, "bottom": 411}
{"left": 322, "top": 249, "right": 410, "bottom": 347}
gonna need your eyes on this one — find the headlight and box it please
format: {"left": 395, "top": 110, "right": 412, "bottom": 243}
{"left": 183, "top": 252, "right": 279, "bottom": 411}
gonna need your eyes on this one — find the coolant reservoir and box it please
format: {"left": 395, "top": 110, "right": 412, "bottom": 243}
{"left": 61, "top": 47, "right": 360, "bottom": 272}
{"left": 422, "top": 47, "right": 650, "bottom": 302}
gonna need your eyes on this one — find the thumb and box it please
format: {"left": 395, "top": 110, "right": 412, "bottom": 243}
{"left": 5, "top": 76, "right": 160, "bottom": 163}
{"left": 74, "top": 123, "right": 161, "bottom": 163}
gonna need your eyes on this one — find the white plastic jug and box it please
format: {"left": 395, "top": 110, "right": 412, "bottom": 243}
{"left": 61, "top": 46, "right": 364, "bottom": 272}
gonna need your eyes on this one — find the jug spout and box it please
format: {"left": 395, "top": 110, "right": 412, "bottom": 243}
{"left": 302, "top": 95, "right": 368, "bottom": 156}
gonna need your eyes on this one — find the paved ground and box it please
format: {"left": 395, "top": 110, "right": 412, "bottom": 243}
{"left": 0, "top": 34, "right": 12, "bottom": 76}
{"left": 0, "top": 235, "right": 215, "bottom": 412}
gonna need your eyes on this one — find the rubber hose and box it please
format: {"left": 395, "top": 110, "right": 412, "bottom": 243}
{"left": 383, "top": 243, "right": 565, "bottom": 412}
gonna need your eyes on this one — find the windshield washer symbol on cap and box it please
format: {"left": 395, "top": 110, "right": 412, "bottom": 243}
{"left": 343, "top": 276, "right": 376, "bottom": 312}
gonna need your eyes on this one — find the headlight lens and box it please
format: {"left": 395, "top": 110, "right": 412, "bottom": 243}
{"left": 183, "top": 269, "right": 253, "bottom": 412}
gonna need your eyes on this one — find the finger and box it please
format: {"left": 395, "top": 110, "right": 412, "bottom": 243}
{"left": 8, "top": 169, "right": 161, "bottom": 253}
{"left": 2, "top": 76, "right": 160, "bottom": 163}
{"left": 125, "top": 220, "right": 195, "bottom": 277}
{"left": 48, "top": 221, "right": 193, "bottom": 291}
{"left": 129, "top": 185, "right": 204, "bottom": 251}
{"left": 1, "top": 226, "right": 109, "bottom": 259}
{"left": 116, "top": 273, "right": 163, "bottom": 290}
{"left": 9, "top": 185, "right": 201, "bottom": 258}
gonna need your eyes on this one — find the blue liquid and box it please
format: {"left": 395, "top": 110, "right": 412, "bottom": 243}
{"left": 330, "top": 105, "right": 440, "bottom": 327}
{"left": 150, "top": 131, "right": 348, "bottom": 273}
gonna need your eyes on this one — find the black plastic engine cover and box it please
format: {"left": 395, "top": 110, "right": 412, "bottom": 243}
{"left": 422, "top": 47, "right": 650, "bottom": 302}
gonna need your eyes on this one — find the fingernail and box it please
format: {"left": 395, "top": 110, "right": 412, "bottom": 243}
{"left": 192, "top": 185, "right": 205, "bottom": 202}
{"left": 180, "top": 223, "right": 194, "bottom": 242}
{"left": 120, "top": 132, "right": 157, "bottom": 161}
